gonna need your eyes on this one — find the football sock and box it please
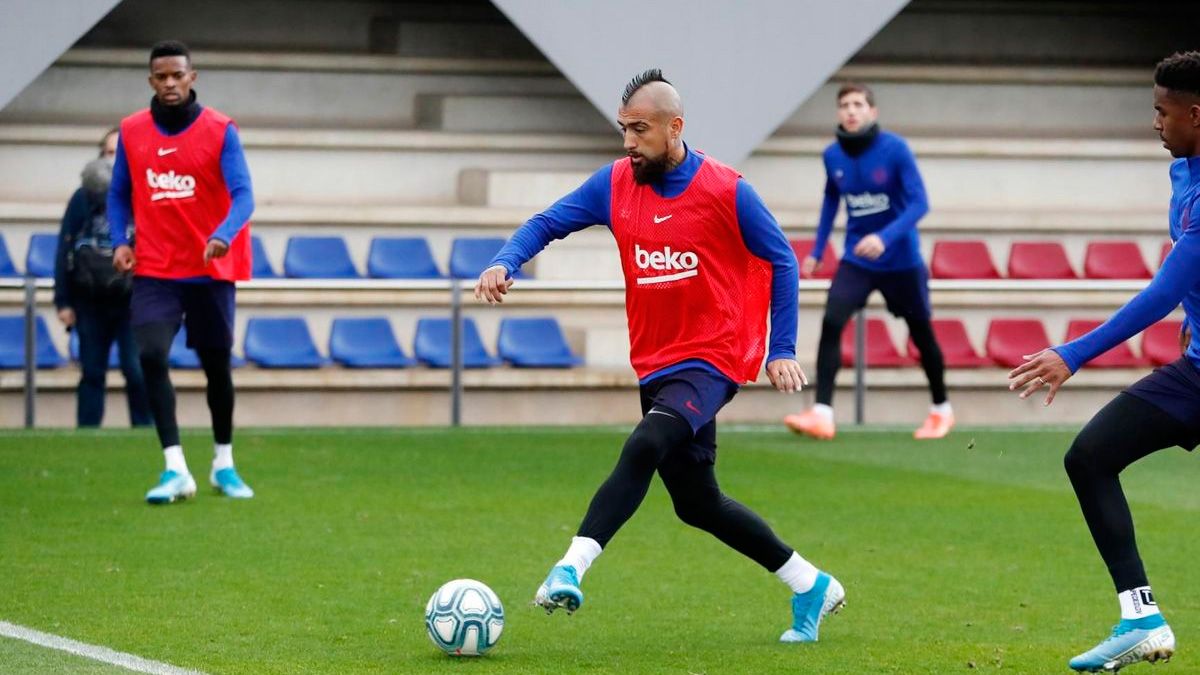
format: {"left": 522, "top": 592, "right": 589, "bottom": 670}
{"left": 555, "top": 536, "right": 602, "bottom": 580}
{"left": 811, "top": 404, "right": 834, "bottom": 421}
{"left": 1119, "top": 586, "right": 1161, "bottom": 620}
{"left": 163, "top": 445, "right": 189, "bottom": 475}
{"left": 213, "top": 443, "right": 234, "bottom": 471}
{"left": 775, "top": 551, "right": 819, "bottom": 594}
{"left": 931, "top": 401, "right": 953, "bottom": 416}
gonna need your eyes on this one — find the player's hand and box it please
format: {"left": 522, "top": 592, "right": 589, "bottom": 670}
{"left": 853, "top": 234, "right": 886, "bottom": 260}
{"left": 57, "top": 307, "right": 75, "bottom": 328}
{"left": 204, "top": 238, "right": 229, "bottom": 265}
{"left": 766, "top": 358, "right": 808, "bottom": 394}
{"left": 1181, "top": 325, "right": 1191, "bottom": 353}
{"left": 1008, "top": 348, "right": 1072, "bottom": 406}
{"left": 474, "top": 265, "right": 514, "bottom": 305}
{"left": 113, "top": 245, "right": 135, "bottom": 273}
{"left": 800, "top": 256, "right": 821, "bottom": 279}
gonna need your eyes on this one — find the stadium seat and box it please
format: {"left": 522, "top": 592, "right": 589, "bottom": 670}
{"left": 1160, "top": 240, "right": 1173, "bottom": 269}
{"left": 329, "top": 317, "right": 415, "bottom": 367}
{"left": 69, "top": 331, "right": 120, "bottom": 369}
{"left": 244, "top": 317, "right": 326, "bottom": 368}
{"left": 0, "top": 234, "right": 16, "bottom": 276}
{"left": 929, "top": 241, "right": 1001, "bottom": 279}
{"left": 1007, "top": 242, "right": 1077, "bottom": 279}
{"left": 413, "top": 317, "right": 499, "bottom": 368}
{"left": 788, "top": 239, "right": 839, "bottom": 279}
{"left": 251, "top": 236, "right": 278, "bottom": 279}
{"left": 1083, "top": 241, "right": 1151, "bottom": 280}
{"left": 283, "top": 236, "right": 360, "bottom": 278}
{"left": 1064, "top": 319, "right": 1147, "bottom": 367}
{"left": 906, "top": 318, "right": 991, "bottom": 367}
{"left": 985, "top": 319, "right": 1052, "bottom": 368}
{"left": 24, "top": 233, "right": 58, "bottom": 278}
{"left": 840, "top": 317, "right": 913, "bottom": 367}
{"left": 0, "top": 315, "right": 65, "bottom": 368}
{"left": 449, "top": 238, "right": 525, "bottom": 280}
{"left": 1142, "top": 320, "right": 1185, "bottom": 367}
{"left": 367, "top": 237, "right": 443, "bottom": 279}
{"left": 497, "top": 317, "right": 582, "bottom": 368}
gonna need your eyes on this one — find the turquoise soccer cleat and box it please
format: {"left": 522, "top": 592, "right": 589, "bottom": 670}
{"left": 1069, "top": 615, "right": 1175, "bottom": 672}
{"left": 534, "top": 565, "right": 583, "bottom": 615}
{"left": 145, "top": 470, "right": 197, "bottom": 505}
{"left": 210, "top": 467, "right": 255, "bottom": 499}
{"left": 780, "top": 571, "right": 845, "bottom": 643}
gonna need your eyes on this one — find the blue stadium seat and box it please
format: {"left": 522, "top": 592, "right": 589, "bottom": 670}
{"left": 497, "top": 317, "right": 582, "bottom": 368}
{"left": 0, "top": 234, "right": 16, "bottom": 276}
{"left": 24, "top": 233, "right": 58, "bottom": 278}
{"left": 329, "top": 317, "right": 415, "bottom": 367}
{"left": 0, "top": 315, "right": 65, "bottom": 368}
{"left": 367, "top": 237, "right": 443, "bottom": 279}
{"left": 69, "top": 331, "right": 120, "bottom": 369}
{"left": 283, "top": 236, "right": 360, "bottom": 278}
{"left": 413, "top": 317, "right": 498, "bottom": 368}
{"left": 251, "top": 236, "right": 278, "bottom": 278}
{"left": 244, "top": 317, "right": 326, "bottom": 368}
{"left": 169, "top": 326, "right": 245, "bottom": 369}
{"left": 449, "top": 238, "right": 526, "bottom": 279}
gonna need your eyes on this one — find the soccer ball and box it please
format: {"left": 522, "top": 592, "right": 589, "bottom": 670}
{"left": 424, "top": 578, "right": 505, "bottom": 656}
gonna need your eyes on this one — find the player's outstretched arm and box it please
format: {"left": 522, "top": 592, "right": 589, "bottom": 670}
{"left": 766, "top": 358, "right": 808, "bottom": 394}
{"left": 474, "top": 265, "right": 514, "bottom": 305}
{"left": 1007, "top": 349, "right": 1071, "bottom": 406}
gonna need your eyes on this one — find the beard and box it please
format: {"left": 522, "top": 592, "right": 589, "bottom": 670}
{"left": 630, "top": 152, "right": 670, "bottom": 185}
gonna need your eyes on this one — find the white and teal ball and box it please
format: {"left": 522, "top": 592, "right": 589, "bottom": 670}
{"left": 424, "top": 579, "right": 505, "bottom": 656}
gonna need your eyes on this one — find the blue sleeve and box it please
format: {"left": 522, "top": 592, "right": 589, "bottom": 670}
{"left": 736, "top": 179, "right": 798, "bottom": 362}
{"left": 107, "top": 139, "right": 132, "bottom": 248}
{"left": 876, "top": 141, "right": 929, "bottom": 246}
{"left": 209, "top": 125, "right": 255, "bottom": 244}
{"left": 488, "top": 164, "right": 612, "bottom": 276}
{"left": 811, "top": 160, "right": 840, "bottom": 262}
{"left": 1054, "top": 215, "right": 1200, "bottom": 372}
{"left": 54, "top": 189, "right": 88, "bottom": 309}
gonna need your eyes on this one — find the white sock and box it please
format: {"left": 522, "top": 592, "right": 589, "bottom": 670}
{"left": 213, "top": 443, "right": 234, "bottom": 471}
{"left": 811, "top": 404, "right": 834, "bottom": 421}
{"left": 774, "top": 551, "right": 820, "bottom": 594}
{"left": 1118, "top": 586, "right": 1161, "bottom": 620}
{"left": 931, "top": 401, "right": 953, "bottom": 416}
{"left": 555, "top": 536, "right": 602, "bottom": 580}
{"left": 163, "top": 445, "right": 189, "bottom": 475}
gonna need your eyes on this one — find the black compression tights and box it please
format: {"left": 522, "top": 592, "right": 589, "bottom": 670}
{"left": 134, "top": 321, "right": 234, "bottom": 449}
{"left": 815, "top": 307, "right": 947, "bottom": 406}
{"left": 577, "top": 409, "right": 794, "bottom": 571}
{"left": 1063, "top": 393, "right": 1191, "bottom": 591}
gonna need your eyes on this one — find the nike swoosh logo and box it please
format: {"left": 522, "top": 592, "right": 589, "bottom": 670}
{"left": 684, "top": 400, "right": 701, "bottom": 414}
{"left": 157, "top": 148, "right": 177, "bottom": 156}
{"left": 653, "top": 214, "right": 672, "bottom": 223}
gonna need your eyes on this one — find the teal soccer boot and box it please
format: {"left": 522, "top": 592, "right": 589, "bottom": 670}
{"left": 780, "top": 571, "right": 845, "bottom": 643}
{"left": 145, "top": 470, "right": 197, "bottom": 505}
{"left": 534, "top": 565, "right": 583, "bottom": 615}
{"left": 1069, "top": 615, "right": 1175, "bottom": 672}
{"left": 210, "top": 467, "right": 255, "bottom": 499}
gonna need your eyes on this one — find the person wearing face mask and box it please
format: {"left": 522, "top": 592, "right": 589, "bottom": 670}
{"left": 784, "top": 83, "right": 950, "bottom": 441}
{"left": 53, "top": 128, "right": 152, "bottom": 428}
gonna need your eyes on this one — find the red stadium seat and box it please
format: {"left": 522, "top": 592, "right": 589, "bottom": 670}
{"left": 1142, "top": 320, "right": 1185, "bottom": 366}
{"left": 1064, "top": 319, "right": 1147, "bottom": 367}
{"left": 906, "top": 318, "right": 991, "bottom": 367}
{"left": 1083, "top": 241, "right": 1151, "bottom": 280}
{"left": 1160, "top": 240, "right": 1173, "bottom": 269}
{"left": 930, "top": 241, "right": 1002, "bottom": 279}
{"left": 1007, "top": 242, "right": 1077, "bottom": 279}
{"left": 789, "top": 239, "right": 838, "bottom": 279}
{"left": 985, "top": 319, "right": 1052, "bottom": 368}
{"left": 841, "top": 317, "right": 913, "bottom": 367}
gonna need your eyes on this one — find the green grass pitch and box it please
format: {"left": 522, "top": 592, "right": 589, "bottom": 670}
{"left": 2, "top": 426, "right": 1199, "bottom": 674}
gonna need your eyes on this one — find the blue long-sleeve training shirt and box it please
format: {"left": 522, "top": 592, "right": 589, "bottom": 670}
{"left": 489, "top": 144, "right": 799, "bottom": 384}
{"left": 811, "top": 130, "right": 929, "bottom": 272}
{"left": 109, "top": 120, "right": 254, "bottom": 250}
{"left": 1054, "top": 156, "right": 1200, "bottom": 372}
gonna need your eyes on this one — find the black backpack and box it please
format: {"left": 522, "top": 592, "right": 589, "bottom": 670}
{"left": 68, "top": 191, "right": 132, "bottom": 303}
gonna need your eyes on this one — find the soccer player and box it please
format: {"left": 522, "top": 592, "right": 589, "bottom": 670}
{"left": 476, "top": 69, "right": 844, "bottom": 642}
{"left": 1007, "top": 51, "right": 1200, "bottom": 672}
{"left": 109, "top": 41, "right": 256, "bottom": 504}
{"left": 783, "top": 84, "right": 951, "bottom": 441}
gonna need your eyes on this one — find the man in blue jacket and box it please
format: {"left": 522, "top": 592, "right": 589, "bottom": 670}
{"left": 785, "top": 83, "right": 951, "bottom": 440}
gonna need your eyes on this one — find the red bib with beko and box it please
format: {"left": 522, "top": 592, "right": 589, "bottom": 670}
{"left": 610, "top": 154, "right": 772, "bottom": 384}
{"left": 120, "top": 107, "right": 251, "bottom": 281}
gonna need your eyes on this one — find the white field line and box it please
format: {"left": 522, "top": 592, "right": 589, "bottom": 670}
{"left": 0, "top": 620, "right": 207, "bottom": 675}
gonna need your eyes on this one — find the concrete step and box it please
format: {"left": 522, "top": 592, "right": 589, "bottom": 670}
{"left": 416, "top": 93, "right": 611, "bottom": 134}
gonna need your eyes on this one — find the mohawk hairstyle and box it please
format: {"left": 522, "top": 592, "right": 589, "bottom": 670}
{"left": 1155, "top": 51, "right": 1200, "bottom": 98}
{"left": 149, "top": 40, "right": 191, "bottom": 66}
{"left": 622, "top": 68, "right": 671, "bottom": 106}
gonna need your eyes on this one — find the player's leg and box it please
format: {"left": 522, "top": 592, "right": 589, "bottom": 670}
{"left": 184, "top": 281, "right": 252, "bottom": 498}
{"left": 784, "top": 262, "right": 872, "bottom": 440}
{"left": 1062, "top": 391, "right": 1190, "bottom": 671}
{"left": 878, "top": 266, "right": 952, "bottom": 438}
